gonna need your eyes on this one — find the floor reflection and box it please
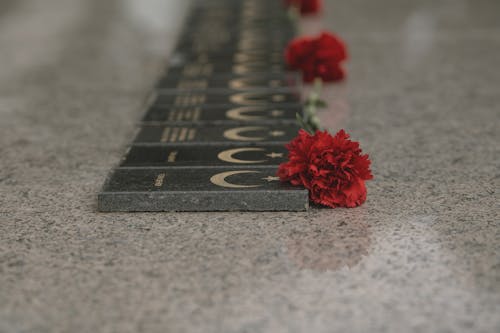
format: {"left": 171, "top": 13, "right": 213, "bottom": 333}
{"left": 285, "top": 211, "right": 372, "bottom": 271}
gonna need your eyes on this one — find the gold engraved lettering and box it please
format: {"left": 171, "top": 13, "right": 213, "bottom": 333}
{"left": 169, "top": 127, "right": 180, "bottom": 142}
{"left": 187, "top": 129, "right": 196, "bottom": 141}
{"left": 154, "top": 173, "right": 166, "bottom": 187}
{"left": 178, "top": 127, "right": 188, "bottom": 142}
{"left": 160, "top": 127, "right": 171, "bottom": 143}
{"left": 174, "top": 94, "right": 206, "bottom": 107}
{"left": 167, "top": 151, "right": 178, "bottom": 163}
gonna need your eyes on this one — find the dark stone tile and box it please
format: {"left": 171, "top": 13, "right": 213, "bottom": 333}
{"left": 133, "top": 124, "right": 300, "bottom": 145}
{"left": 120, "top": 144, "right": 288, "bottom": 168}
{"left": 98, "top": 167, "right": 308, "bottom": 212}
{"left": 152, "top": 90, "right": 301, "bottom": 107}
{"left": 142, "top": 104, "right": 301, "bottom": 124}
{"left": 156, "top": 72, "right": 300, "bottom": 91}
{"left": 166, "top": 61, "right": 287, "bottom": 77}
{"left": 167, "top": 51, "right": 287, "bottom": 66}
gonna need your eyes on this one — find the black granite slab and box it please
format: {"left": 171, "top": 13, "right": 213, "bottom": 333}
{"left": 152, "top": 90, "right": 301, "bottom": 107}
{"left": 133, "top": 124, "right": 300, "bottom": 145}
{"left": 167, "top": 51, "right": 286, "bottom": 66}
{"left": 120, "top": 144, "right": 288, "bottom": 168}
{"left": 179, "top": 27, "right": 295, "bottom": 42}
{"left": 156, "top": 72, "right": 300, "bottom": 91}
{"left": 97, "top": 0, "right": 305, "bottom": 213}
{"left": 166, "top": 62, "right": 287, "bottom": 77}
{"left": 175, "top": 33, "right": 292, "bottom": 49}
{"left": 142, "top": 104, "right": 301, "bottom": 124}
{"left": 98, "top": 168, "right": 308, "bottom": 212}
{"left": 174, "top": 42, "right": 288, "bottom": 55}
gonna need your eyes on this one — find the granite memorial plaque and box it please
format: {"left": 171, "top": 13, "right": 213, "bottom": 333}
{"left": 133, "top": 124, "right": 300, "bottom": 145}
{"left": 98, "top": 167, "right": 308, "bottom": 212}
{"left": 142, "top": 104, "right": 301, "bottom": 124}
{"left": 120, "top": 144, "right": 288, "bottom": 168}
{"left": 167, "top": 51, "right": 286, "bottom": 66}
{"left": 97, "top": 0, "right": 306, "bottom": 212}
{"left": 152, "top": 90, "right": 301, "bottom": 107}
{"left": 156, "top": 72, "right": 300, "bottom": 91}
{"left": 166, "top": 61, "right": 287, "bottom": 77}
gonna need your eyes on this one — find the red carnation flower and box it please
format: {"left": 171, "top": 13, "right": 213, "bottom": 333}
{"left": 284, "top": 0, "right": 322, "bottom": 15}
{"left": 285, "top": 32, "right": 348, "bottom": 83}
{"left": 278, "top": 129, "right": 373, "bottom": 208}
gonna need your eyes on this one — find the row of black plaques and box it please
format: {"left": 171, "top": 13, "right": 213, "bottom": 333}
{"left": 98, "top": 0, "right": 309, "bottom": 212}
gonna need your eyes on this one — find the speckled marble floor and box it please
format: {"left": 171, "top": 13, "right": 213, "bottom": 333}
{"left": 0, "top": 1, "right": 499, "bottom": 332}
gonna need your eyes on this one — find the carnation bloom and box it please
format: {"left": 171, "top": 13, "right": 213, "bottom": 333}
{"left": 284, "top": 0, "right": 322, "bottom": 14}
{"left": 285, "top": 31, "right": 348, "bottom": 83}
{"left": 278, "top": 129, "right": 373, "bottom": 208}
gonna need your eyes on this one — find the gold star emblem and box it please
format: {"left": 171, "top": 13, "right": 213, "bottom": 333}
{"left": 266, "top": 152, "right": 283, "bottom": 158}
{"left": 262, "top": 176, "right": 280, "bottom": 182}
{"left": 269, "top": 130, "right": 285, "bottom": 137}
{"left": 270, "top": 110, "right": 284, "bottom": 117}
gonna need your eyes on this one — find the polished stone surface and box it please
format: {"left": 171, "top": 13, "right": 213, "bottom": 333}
{"left": 98, "top": 168, "right": 308, "bottom": 212}
{"left": 0, "top": 0, "right": 499, "bottom": 332}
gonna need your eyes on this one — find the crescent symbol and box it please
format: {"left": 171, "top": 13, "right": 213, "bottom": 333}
{"left": 217, "top": 147, "right": 267, "bottom": 164}
{"left": 230, "top": 92, "right": 267, "bottom": 105}
{"left": 210, "top": 170, "right": 262, "bottom": 188}
{"left": 226, "top": 107, "right": 266, "bottom": 121}
{"left": 223, "top": 126, "right": 266, "bottom": 141}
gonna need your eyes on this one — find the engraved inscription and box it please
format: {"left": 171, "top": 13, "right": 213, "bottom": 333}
{"left": 167, "top": 108, "right": 202, "bottom": 122}
{"left": 154, "top": 173, "right": 166, "bottom": 187}
{"left": 167, "top": 151, "right": 178, "bottom": 163}
{"left": 174, "top": 94, "right": 206, "bottom": 107}
{"left": 160, "top": 127, "right": 197, "bottom": 143}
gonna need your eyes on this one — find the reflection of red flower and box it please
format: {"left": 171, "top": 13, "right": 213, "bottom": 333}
{"left": 284, "top": 0, "right": 322, "bottom": 15}
{"left": 285, "top": 32, "right": 348, "bottom": 83}
{"left": 278, "top": 129, "right": 373, "bottom": 208}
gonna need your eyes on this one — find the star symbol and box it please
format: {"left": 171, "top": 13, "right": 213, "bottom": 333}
{"left": 262, "top": 176, "right": 280, "bottom": 182}
{"left": 266, "top": 152, "right": 283, "bottom": 158}
{"left": 269, "top": 130, "right": 285, "bottom": 137}
{"left": 270, "top": 110, "right": 284, "bottom": 117}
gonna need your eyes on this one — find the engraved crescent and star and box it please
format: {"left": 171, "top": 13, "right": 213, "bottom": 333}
{"left": 223, "top": 126, "right": 285, "bottom": 141}
{"left": 229, "top": 92, "right": 287, "bottom": 105}
{"left": 209, "top": 170, "right": 280, "bottom": 189}
{"left": 225, "top": 106, "right": 285, "bottom": 121}
{"left": 217, "top": 147, "right": 283, "bottom": 164}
